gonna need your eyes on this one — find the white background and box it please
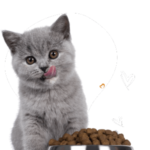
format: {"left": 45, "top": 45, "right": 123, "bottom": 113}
{"left": 3, "top": 12, "right": 118, "bottom": 111}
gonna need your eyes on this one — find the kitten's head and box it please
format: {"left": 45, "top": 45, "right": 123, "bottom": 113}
{"left": 2, "top": 14, "right": 76, "bottom": 89}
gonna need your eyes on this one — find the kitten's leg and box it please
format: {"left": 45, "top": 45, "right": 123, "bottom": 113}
{"left": 22, "top": 114, "right": 50, "bottom": 150}
{"left": 65, "top": 111, "right": 88, "bottom": 135}
{"left": 11, "top": 115, "right": 23, "bottom": 150}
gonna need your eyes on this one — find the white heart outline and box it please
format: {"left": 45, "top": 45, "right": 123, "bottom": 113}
{"left": 111, "top": 118, "right": 125, "bottom": 128}
{"left": 118, "top": 116, "right": 123, "bottom": 124}
{"left": 120, "top": 70, "right": 136, "bottom": 91}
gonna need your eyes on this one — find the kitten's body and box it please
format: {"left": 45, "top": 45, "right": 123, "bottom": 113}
{"left": 2, "top": 14, "right": 88, "bottom": 150}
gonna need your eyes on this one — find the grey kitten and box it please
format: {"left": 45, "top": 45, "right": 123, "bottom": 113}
{"left": 2, "top": 14, "right": 88, "bottom": 150}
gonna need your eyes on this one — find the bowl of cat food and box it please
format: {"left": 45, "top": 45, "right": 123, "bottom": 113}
{"left": 48, "top": 128, "right": 133, "bottom": 150}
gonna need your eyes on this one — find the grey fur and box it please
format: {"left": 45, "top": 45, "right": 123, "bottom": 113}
{"left": 2, "top": 14, "right": 88, "bottom": 150}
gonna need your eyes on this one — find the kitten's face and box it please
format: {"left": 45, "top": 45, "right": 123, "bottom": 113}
{"left": 2, "top": 14, "right": 75, "bottom": 89}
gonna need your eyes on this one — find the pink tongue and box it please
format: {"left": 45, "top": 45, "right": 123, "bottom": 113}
{"left": 44, "top": 66, "right": 56, "bottom": 78}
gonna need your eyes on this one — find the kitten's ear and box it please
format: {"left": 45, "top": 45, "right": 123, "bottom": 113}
{"left": 2, "top": 30, "right": 21, "bottom": 54}
{"left": 51, "top": 14, "right": 70, "bottom": 40}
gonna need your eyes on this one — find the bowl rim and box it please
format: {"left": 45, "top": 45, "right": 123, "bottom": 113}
{"left": 48, "top": 145, "right": 133, "bottom": 150}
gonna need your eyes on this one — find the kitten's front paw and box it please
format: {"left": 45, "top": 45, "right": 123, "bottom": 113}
{"left": 66, "top": 128, "right": 79, "bottom": 135}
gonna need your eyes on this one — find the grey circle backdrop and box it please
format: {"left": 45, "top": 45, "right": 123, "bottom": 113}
{"left": 4, "top": 12, "right": 118, "bottom": 111}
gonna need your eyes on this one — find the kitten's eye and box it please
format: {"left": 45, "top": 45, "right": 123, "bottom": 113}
{"left": 49, "top": 50, "right": 58, "bottom": 59}
{"left": 26, "top": 56, "right": 36, "bottom": 65}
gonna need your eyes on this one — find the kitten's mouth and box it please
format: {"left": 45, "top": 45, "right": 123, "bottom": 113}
{"left": 40, "top": 66, "right": 57, "bottom": 81}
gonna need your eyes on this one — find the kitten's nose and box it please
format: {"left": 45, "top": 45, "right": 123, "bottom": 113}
{"left": 40, "top": 67, "right": 48, "bottom": 73}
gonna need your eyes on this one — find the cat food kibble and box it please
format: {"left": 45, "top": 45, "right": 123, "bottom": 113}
{"left": 48, "top": 128, "right": 131, "bottom": 146}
